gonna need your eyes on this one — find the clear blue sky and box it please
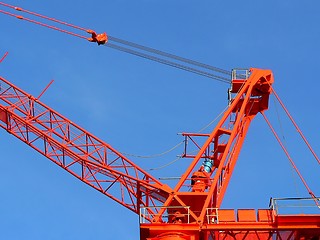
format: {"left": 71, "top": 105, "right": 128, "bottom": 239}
{"left": 0, "top": 0, "right": 319, "bottom": 239}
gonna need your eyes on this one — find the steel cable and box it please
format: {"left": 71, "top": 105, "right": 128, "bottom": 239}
{"left": 105, "top": 43, "right": 230, "bottom": 83}
{"left": 148, "top": 156, "right": 183, "bottom": 171}
{"left": 108, "top": 36, "right": 231, "bottom": 76}
{"left": 121, "top": 141, "right": 184, "bottom": 159}
{"left": 0, "top": 1, "right": 232, "bottom": 83}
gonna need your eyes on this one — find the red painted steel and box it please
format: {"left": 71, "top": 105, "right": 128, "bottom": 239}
{"left": 0, "top": 75, "right": 171, "bottom": 217}
{"left": 141, "top": 213, "right": 320, "bottom": 240}
{"left": 157, "top": 68, "right": 274, "bottom": 219}
{"left": 0, "top": 2, "right": 319, "bottom": 239}
{"left": 0, "top": 62, "right": 319, "bottom": 240}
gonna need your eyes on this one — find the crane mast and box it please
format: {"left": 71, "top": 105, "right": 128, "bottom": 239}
{"left": 150, "top": 68, "right": 273, "bottom": 223}
{"left": 0, "top": 2, "right": 319, "bottom": 240}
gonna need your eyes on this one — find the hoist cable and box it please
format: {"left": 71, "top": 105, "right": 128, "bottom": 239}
{"left": 272, "top": 97, "right": 301, "bottom": 197}
{"left": 197, "top": 103, "right": 229, "bottom": 133}
{"left": 106, "top": 43, "right": 230, "bottom": 83}
{"left": 262, "top": 112, "right": 319, "bottom": 207}
{"left": 108, "top": 36, "right": 231, "bottom": 75}
{"left": 0, "top": 1, "right": 231, "bottom": 83}
{"left": 148, "top": 156, "right": 183, "bottom": 171}
{"left": 272, "top": 88, "right": 320, "bottom": 165}
{"left": 146, "top": 105, "right": 231, "bottom": 170}
{"left": 121, "top": 141, "right": 184, "bottom": 159}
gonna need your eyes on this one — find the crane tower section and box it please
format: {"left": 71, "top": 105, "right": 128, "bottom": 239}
{"left": 139, "top": 69, "right": 319, "bottom": 240}
{"left": 139, "top": 68, "right": 275, "bottom": 238}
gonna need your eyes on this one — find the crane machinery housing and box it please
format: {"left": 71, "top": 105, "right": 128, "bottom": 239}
{"left": 0, "top": 2, "right": 319, "bottom": 240}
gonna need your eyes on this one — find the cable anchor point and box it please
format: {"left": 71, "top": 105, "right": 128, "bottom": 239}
{"left": 87, "top": 30, "right": 108, "bottom": 45}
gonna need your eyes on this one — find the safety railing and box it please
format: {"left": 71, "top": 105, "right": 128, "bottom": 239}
{"left": 228, "top": 68, "right": 250, "bottom": 105}
{"left": 231, "top": 68, "right": 250, "bottom": 80}
{"left": 206, "top": 208, "right": 219, "bottom": 223}
{"left": 140, "top": 206, "right": 190, "bottom": 224}
{"left": 270, "top": 197, "right": 320, "bottom": 215}
{"left": 206, "top": 208, "right": 276, "bottom": 224}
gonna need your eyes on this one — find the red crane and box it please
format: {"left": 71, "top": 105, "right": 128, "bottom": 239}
{"left": 0, "top": 2, "right": 319, "bottom": 239}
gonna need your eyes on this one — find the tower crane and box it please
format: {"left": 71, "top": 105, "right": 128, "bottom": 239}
{"left": 0, "top": 2, "right": 319, "bottom": 239}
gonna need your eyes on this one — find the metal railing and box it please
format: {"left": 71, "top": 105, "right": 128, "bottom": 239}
{"left": 270, "top": 197, "right": 320, "bottom": 215}
{"left": 140, "top": 206, "right": 190, "bottom": 224}
{"left": 231, "top": 68, "right": 250, "bottom": 80}
{"left": 206, "top": 208, "right": 219, "bottom": 224}
{"left": 228, "top": 68, "right": 250, "bottom": 105}
{"left": 140, "top": 198, "right": 320, "bottom": 225}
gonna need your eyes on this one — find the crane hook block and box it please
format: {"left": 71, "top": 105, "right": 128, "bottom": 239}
{"left": 87, "top": 30, "right": 108, "bottom": 45}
